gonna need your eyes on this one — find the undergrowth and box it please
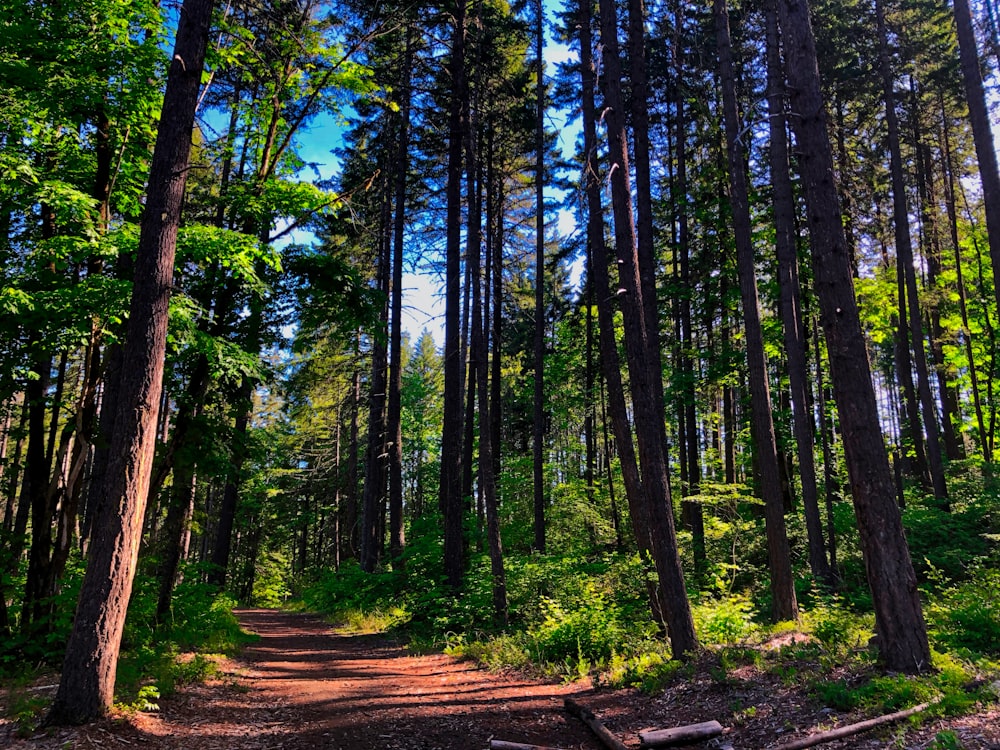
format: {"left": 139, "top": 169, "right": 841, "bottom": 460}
{"left": 1, "top": 562, "right": 254, "bottom": 729}
{"left": 291, "top": 487, "right": 1000, "bottom": 728}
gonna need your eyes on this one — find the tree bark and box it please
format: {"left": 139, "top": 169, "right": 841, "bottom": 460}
{"left": 715, "top": 0, "right": 797, "bottom": 622}
{"left": 578, "top": 0, "right": 659, "bottom": 625}
{"left": 441, "top": 0, "right": 467, "bottom": 589}
{"left": 951, "top": 0, "right": 1000, "bottom": 320}
{"left": 776, "top": 0, "right": 931, "bottom": 673}
{"left": 596, "top": 0, "right": 697, "bottom": 657}
{"left": 766, "top": 1, "right": 831, "bottom": 586}
{"left": 387, "top": 23, "right": 412, "bottom": 567}
{"left": 532, "top": 0, "right": 546, "bottom": 554}
{"left": 673, "top": 1, "right": 706, "bottom": 576}
{"left": 46, "top": 0, "right": 216, "bottom": 723}
{"left": 940, "top": 96, "right": 988, "bottom": 460}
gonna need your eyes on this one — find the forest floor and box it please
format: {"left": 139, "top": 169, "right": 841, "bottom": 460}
{"left": 3, "top": 608, "right": 1000, "bottom": 749}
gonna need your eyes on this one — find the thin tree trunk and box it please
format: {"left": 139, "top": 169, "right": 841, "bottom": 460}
{"left": 875, "top": 0, "right": 948, "bottom": 505}
{"left": 715, "top": 0, "right": 797, "bottom": 622}
{"left": 387, "top": 24, "right": 412, "bottom": 567}
{"left": 766, "top": 1, "right": 831, "bottom": 585}
{"left": 596, "top": 0, "right": 697, "bottom": 657}
{"left": 951, "top": 0, "right": 1000, "bottom": 320}
{"left": 360, "top": 168, "right": 392, "bottom": 573}
{"left": 940, "top": 97, "right": 988, "bottom": 459}
{"left": 673, "top": 1, "right": 706, "bottom": 576}
{"left": 208, "top": 380, "right": 252, "bottom": 589}
{"left": 578, "top": 0, "right": 659, "bottom": 625}
{"left": 532, "top": 0, "right": 546, "bottom": 554}
{"left": 441, "top": 0, "right": 467, "bottom": 589}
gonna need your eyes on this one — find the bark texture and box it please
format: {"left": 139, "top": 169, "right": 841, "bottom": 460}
{"left": 46, "top": 0, "right": 216, "bottom": 723}
{"left": 776, "top": 0, "right": 931, "bottom": 673}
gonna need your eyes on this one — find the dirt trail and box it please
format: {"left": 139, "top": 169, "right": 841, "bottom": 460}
{"left": 223, "top": 608, "right": 605, "bottom": 749}
{"left": 5, "top": 609, "right": 1000, "bottom": 749}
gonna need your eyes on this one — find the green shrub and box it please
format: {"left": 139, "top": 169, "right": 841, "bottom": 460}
{"left": 529, "top": 584, "right": 627, "bottom": 664}
{"left": 693, "top": 595, "right": 756, "bottom": 645}
{"left": 801, "top": 598, "right": 874, "bottom": 654}
{"left": 926, "top": 569, "right": 1000, "bottom": 656}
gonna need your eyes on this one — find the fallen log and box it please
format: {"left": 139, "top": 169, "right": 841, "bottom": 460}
{"left": 771, "top": 701, "right": 933, "bottom": 750}
{"left": 638, "top": 720, "right": 724, "bottom": 748}
{"left": 564, "top": 698, "right": 629, "bottom": 750}
{"left": 489, "top": 741, "right": 569, "bottom": 750}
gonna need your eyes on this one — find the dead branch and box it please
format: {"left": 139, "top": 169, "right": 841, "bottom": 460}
{"left": 771, "top": 702, "right": 933, "bottom": 750}
{"left": 564, "top": 698, "right": 629, "bottom": 750}
{"left": 489, "top": 741, "right": 569, "bottom": 750}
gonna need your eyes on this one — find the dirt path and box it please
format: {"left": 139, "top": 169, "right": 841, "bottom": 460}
{"left": 221, "top": 608, "right": 604, "bottom": 749}
{"left": 4, "top": 609, "right": 1000, "bottom": 749}
{"left": 1, "top": 609, "right": 615, "bottom": 749}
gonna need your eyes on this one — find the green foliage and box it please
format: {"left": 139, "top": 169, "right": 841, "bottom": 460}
{"left": 801, "top": 597, "right": 875, "bottom": 655}
{"left": 929, "top": 731, "right": 965, "bottom": 750}
{"left": 529, "top": 585, "right": 627, "bottom": 664}
{"left": 109, "top": 580, "right": 251, "bottom": 710}
{"left": 925, "top": 568, "right": 1000, "bottom": 656}
{"left": 252, "top": 551, "right": 293, "bottom": 608}
{"left": 1, "top": 676, "right": 50, "bottom": 737}
{"left": 601, "top": 648, "right": 687, "bottom": 693}
{"left": 693, "top": 595, "right": 757, "bottom": 645}
{"left": 812, "top": 673, "right": 939, "bottom": 712}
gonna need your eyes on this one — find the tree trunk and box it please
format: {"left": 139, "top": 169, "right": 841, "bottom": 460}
{"left": 360, "top": 172, "right": 392, "bottom": 573}
{"left": 596, "top": 0, "right": 697, "bottom": 657}
{"left": 875, "top": 0, "right": 948, "bottom": 506}
{"left": 673, "top": 1, "right": 706, "bottom": 576}
{"left": 766, "top": 1, "right": 830, "bottom": 586}
{"left": 387, "top": 24, "right": 412, "bottom": 567}
{"left": 715, "top": 0, "right": 797, "bottom": 622}
{"left": 940, "top": 96, "right": 988, "bottom": 460}
{"left": 776, "top": 0, "right": 931, "bottom": 673}
{"left": 441, "top": 0, "right": 467, "bottom": 589}
{"left": 952, "top": 0, "right": 1000, "bottom": 320}
{"left": 578, "top": 0, "right": 659, "bottom": 625}
{"left": 532, "top": 0, "right": 546, "bottom": 554}
{"left": 46, "top": 0, "right": 216, "bottom": 723}
{"left": 208, "top": 379, "right": 252, "bottom": 589}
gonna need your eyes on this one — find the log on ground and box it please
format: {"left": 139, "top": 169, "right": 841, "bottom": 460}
{"left": 771, "top": 702, "right": 933, "bottom": 750}
{"left": 489, "top": 740, "right": 570, "bottom": 750}
{"left": 638, "top": 720, "right": 724, "bottom": 747}
{"left": 564, "top": 697, "right": 629, "bottom": 750}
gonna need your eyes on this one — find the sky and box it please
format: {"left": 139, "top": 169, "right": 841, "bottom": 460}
{"left": 284, "top": 10, "right": 581, "bottom": 348}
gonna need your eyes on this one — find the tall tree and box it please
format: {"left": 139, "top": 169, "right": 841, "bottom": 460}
{"left": 951, "top": 0, "right": 1000, "bottom": 320}
{"left": 46, "top": 0, "right": 217, "bottom": 723}
{"left": 596, "top": 0, "right": 698, "bottom": 658}
{"left": 532, "top": 0, "right": 547, "bottom": 554}
{"left": 766, "top": 0, "right": 832, "bottom": 585}
{"left": 776, "top": 0, "right": 932, "bottom": 673}
{"left": 874, "top": 0, "right": 948, "bottom": 505}
{"left": 714, "top": 0, "right": 797, "bottom": 622}
{"left": 441, "top": 0, "right": 468, "bottom": 589}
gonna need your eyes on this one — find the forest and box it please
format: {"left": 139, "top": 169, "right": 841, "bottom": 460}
{"left": 2, "top": 0, "right": 1000, "bottom": 739}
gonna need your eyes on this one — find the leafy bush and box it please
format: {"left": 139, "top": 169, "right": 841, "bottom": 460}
{"left": 693, "top": 595, "right": 756, "bottom": 645}
{"left": 529, "top": 584, "right": 627, "bottom": 664}
{"left": 925, "top": 569, "right": 1000, "bottom": 656}
{"left": 601, "top": 648, "right": 686, "bottom": 692}
{"left": 801, "top": 598, "right": 874, "bottom": 655}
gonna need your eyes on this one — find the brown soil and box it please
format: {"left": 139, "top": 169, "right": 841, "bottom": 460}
{"left": 3, "top": 609, "right": 999, "bottom": 749}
